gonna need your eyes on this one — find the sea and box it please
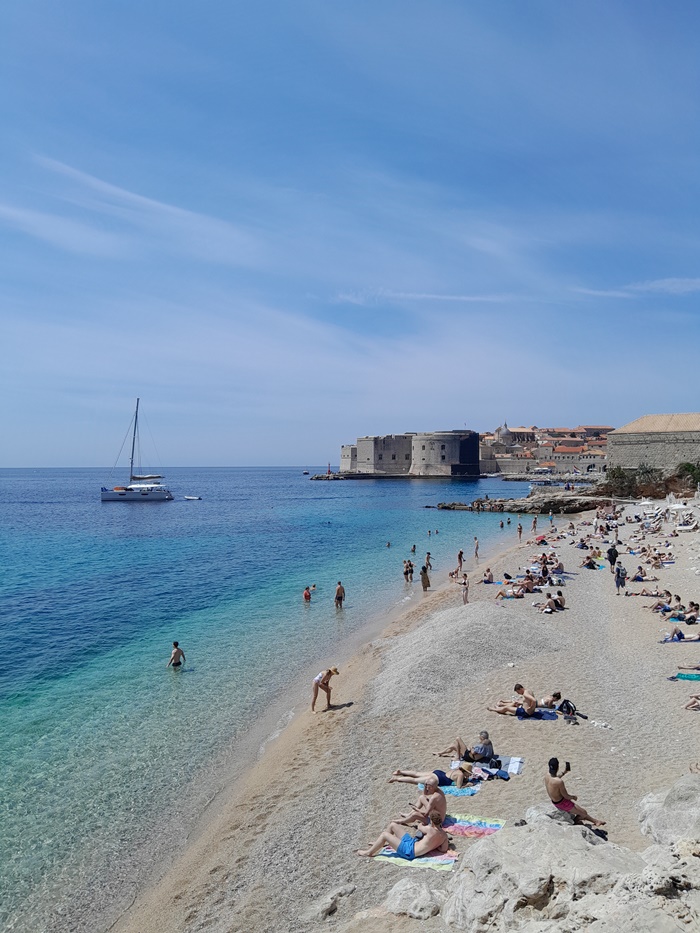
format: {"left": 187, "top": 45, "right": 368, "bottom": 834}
{"left": 0, "top": 467, "right": 532, "bottom": 933}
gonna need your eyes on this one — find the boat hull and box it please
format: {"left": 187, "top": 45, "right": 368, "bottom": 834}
{"left": 101, "top": 486, "right": 173, "bottom": 501}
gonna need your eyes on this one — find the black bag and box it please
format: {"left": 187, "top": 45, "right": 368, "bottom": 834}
{"left": 489, "top": 757, "right": 502, "bottom": 770}
{"left": 558, "top": 699, "right": 577, "bottom": 716}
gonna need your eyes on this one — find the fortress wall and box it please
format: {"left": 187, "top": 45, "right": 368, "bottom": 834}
{"left": 608, "top": 432, "right": 700, "bottom": 474}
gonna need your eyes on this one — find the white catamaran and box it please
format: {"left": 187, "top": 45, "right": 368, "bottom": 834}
{"left": 101, "top": 398, "right": 174, "bottom": 501}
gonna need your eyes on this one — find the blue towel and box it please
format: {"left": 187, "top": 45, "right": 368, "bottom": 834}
{"left": 516, "top": 707, "right": 557, "bottom": 721}
{"left": 676, "top": 672, "right": 700, "bottom": 681}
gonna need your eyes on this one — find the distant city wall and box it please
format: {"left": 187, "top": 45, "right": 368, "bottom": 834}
{"left": 608, "top": 431, "right": 700, "bottom": 474}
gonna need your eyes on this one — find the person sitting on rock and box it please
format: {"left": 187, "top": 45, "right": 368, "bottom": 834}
{"left": 356, "top": 810, "right": 449, "bottom": 860}
{"left": 545, "top": 758, "right": 605, "bottom": 826}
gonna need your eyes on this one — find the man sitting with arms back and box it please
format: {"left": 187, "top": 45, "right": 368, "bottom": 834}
{"left": 488, "top": 683, "right": 537, "bottom": 717}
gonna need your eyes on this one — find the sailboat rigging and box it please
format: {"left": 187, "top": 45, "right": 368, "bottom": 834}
{"left": 101, "top": 399, "right": 174, "bottom": 501}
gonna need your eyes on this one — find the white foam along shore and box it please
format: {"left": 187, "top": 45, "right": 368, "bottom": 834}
{"left": 111, "top": 502, "right": 700, "bottom": 933}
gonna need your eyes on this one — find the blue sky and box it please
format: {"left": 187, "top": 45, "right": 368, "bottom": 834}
{"left": 1, "top": 2, "right": 699, "bottom": 466}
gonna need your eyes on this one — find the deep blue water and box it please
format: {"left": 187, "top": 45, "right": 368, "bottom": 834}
{"left": 0, "top": 467, "right": 530, "bottom": 932}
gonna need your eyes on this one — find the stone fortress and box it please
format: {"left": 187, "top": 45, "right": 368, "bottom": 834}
{"left": 340, "top": 422, "right": 614, "bottom": 478}
{"left": 340, "top": 431, "right": 480, "bottom": 477}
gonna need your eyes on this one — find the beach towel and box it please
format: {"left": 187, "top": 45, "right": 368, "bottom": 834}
{"left": 419, "top": 782, "right": 480, "bottom": 797}
{"left": 516, "top": 707, "right": 557, "bottom": 721}
{"left": 374, "top": 846, "right": 459, "bottom": 871}
{"left": 465, "top": 756, "right": 524, "bottom": 776}
{"left": 444, "top": 814, "right": 506, "bottom": 837}
{"left": 676, "top": 672, "right": 700, "bottom": 680}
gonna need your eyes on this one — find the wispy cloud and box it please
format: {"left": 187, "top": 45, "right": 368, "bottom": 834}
{"left": 626, "top": 277, "right": 700, "bottom": 295}
{"left": 571, "top": 287, "right": 635, "bottom": 299}
{"left": 0, "top": 203, "right": 125, "bottom": 256}
{"left": 6, "top": 156, "right": 263, "bottom": 265}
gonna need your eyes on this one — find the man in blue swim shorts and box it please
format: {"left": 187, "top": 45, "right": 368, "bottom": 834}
{"left": 356, "top": 811, "right": 449, "bottom": 859}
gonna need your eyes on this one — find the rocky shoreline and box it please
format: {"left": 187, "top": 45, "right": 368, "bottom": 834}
{"left": 435, "top": 491, "right": 609, "bottom": 514}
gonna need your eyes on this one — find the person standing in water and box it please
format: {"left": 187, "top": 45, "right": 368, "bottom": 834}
{"left": 457, "top": 549, "right": 464, "bottom": 573}
{"left": 425, "top": 552, "right": 433, "bottom": 570}
{"left": 474, "top": 536, "right": 479, "bottom": 561}
{"left": 335, "top": 581, "right": 346, "bottom": 608}
{"left": 420, "top": 565, "right": 431, "bottom": 591}
{"left": 167, "top": 641, "right": 186, "bottom": 669}
{"left": 517, "top": 523, "right": 523, "bottom": 542}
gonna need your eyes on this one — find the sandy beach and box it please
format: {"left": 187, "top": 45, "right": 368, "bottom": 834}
{"left": 112, "top": 504, "right": 700, "bottom": 933}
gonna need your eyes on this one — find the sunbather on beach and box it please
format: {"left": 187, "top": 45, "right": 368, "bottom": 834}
{"left": 545, "top": 758, "right": 605, "bottom": 826}
{"left": 433, "top": 730, "right": 493, "bottom": 763}
{"left": 495, "top": 587, "right": 524, "bottom": 600}
{"left": 539, "top": 691, "right": 562, "bottom": 708}
{"left": 488, "top": 683, "right": 537, "bottom": 716}
{"left": 648, "top": 591, "right": 673, "bottom": 612}
{"left": 678, "top": 663, "right": 700, "bottom": 671}
{"left": 685, "top": 694, "right": 700, "bottom": 710}
{"left": 665, "top": 602, "right": 699, "bottom": 623}
{"left": 389, "top": 761, "right": 473, "bottom": 789}
{"left": 389, "top": 774, "right": 447, "bottom": 825}
{"left": 664, "top": 625, "right": 700, "bottom": 642}
{"left": 356, "top": 810, "right": 449, "bottom": 859}
{"left": 580, "top": 555, "right": 597, "bottom": 569}
{"left": 481, "top": 568, "right": 493, "bottom": 583}
{"left": 553, "top": 590, "right": 566, "bottom": 609}
{"left": 537, "top": 593, "right": 558, "bottom": 613}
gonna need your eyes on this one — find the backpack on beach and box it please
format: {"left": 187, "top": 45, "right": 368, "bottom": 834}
{"left": 558, "top": 699, "right": 577, "bottom": 716}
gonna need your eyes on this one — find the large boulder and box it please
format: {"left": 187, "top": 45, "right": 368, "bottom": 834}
{"left": 441, "top": 816, "right": 644, "bottom": 930}
{"left": 639, "top": 774, "right": 700, "bottom": 845}
{"left": 437, "top": 807, "right": 695, "bottom": 930}
{"left": 384, "top": 877, "right": 444, "bottom": 919}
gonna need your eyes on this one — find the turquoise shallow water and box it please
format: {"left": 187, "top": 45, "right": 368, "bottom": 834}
{"left": 0, "top": 467, "right": 531, "bottom": 932}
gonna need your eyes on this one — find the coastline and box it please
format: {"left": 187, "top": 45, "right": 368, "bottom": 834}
{"left": 114, "top": 506, "right": 700, "bottom": 931}
{"left": 105, "top": 531, "right": 525, "bottom": 933}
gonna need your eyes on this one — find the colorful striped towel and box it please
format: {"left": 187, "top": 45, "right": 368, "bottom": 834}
{"left": 418, "top": 782, "right": 480, "bottom": 796}
{"left": 444, "top": 814, "right": 506, "bottom": 837}
{"left": 375, "top": 846, "right": 459, "bottom": 871}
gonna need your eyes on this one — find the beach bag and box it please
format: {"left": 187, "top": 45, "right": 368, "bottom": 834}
{"left": 488, "top": 757, "right": 502, "bottom": 770}
{"left": 558, "top": 699, "right": 577, "bottom": 716}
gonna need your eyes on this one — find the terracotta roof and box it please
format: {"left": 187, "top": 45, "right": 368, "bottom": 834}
{"left": 611, "top": 414, "right": 700, "bottom": 434}
{"left": 554, "top": 446, "right": 586, "bottom": 454}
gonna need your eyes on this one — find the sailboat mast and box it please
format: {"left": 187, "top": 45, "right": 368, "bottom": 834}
{"left": 129, "top": 398, "right": 140, "bottom": 480}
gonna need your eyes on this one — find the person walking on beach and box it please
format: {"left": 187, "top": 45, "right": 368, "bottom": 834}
{"left": 311, "top": 666, "right": 339, "bottom": 712}
{"left": 474, "top": 536, "right": 479, "bottom": 561}
{"left": 167, "top": 641, "right": 186, "bottom": 669}
{"left": 607, "top": 544, "right": 619, "bottom": 574}
{"left": 420, "top": 565, "right": 431, "bottom": 591}
{"left": 531, "top": 516, "right": 537, "bottom": 533}
{"left": 545, "top": 758, "right": 605, "bottom": 826}
{"left": 517, "top": 523, "right": 523, "bottom": 543}
{"left": 457, "top": 549, "right": 464, "bottom": 572}
{"left": 335, "top": 581, "right": 346, "bottom": 608}
{"left": 614, "top": 561, "right": 627, "bottom": 595}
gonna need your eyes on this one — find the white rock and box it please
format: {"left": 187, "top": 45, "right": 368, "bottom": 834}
{"left": 384, "top": 877, "right": 443, "bottom": 920}
{"left": 639, "top": 774, "right": 700, "bottom": 845}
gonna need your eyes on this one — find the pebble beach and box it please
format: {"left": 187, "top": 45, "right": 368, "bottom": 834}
{"left": 112, "top": 502, "right": 700, "bottom": 932}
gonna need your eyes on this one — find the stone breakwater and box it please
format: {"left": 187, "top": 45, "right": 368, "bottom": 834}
{"left": 349, "top": 775, "right": 700, "bottom": 931}
{"left": 435, "top": 492, "right": 609, "bottom": 514}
